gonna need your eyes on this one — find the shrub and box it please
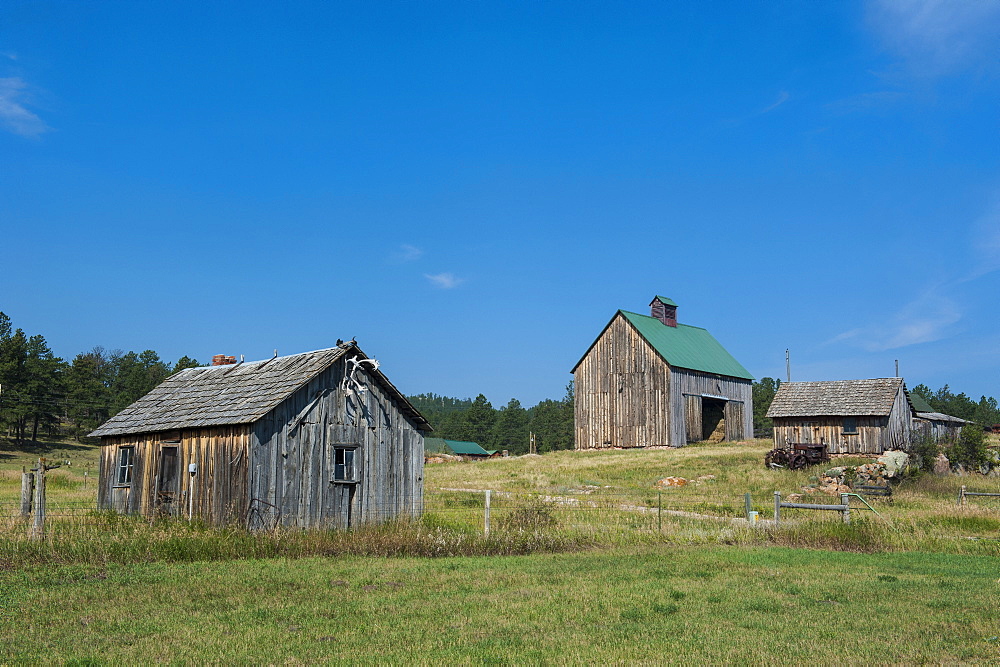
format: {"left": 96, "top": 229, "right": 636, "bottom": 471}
{"left": 945, "top": 424, "right": 988, "bottom": 472}
{"left": 911, "top": 433, "right": 940, "bottom": 472}
{"left": 495, "top": 499, "right": 557, "bottom": 532}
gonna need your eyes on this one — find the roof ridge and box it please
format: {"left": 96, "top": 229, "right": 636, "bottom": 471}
{"left": 619, "top": 309, "right": 708, "bottom": 331}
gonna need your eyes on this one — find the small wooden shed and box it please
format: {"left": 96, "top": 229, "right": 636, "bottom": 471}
{"left": 90, "top": 342, "right": 431, "bottom": 529}
{"left": 766, "top": 378, "right": 913, "bottom": 454}
{"left": 908, "top": 392, "right": 967, "bottom": 442}
{"left": 572, "top": 295, "right": 754, "bottom": 449}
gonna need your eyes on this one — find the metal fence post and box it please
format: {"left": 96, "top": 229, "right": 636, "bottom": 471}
{"left": 773, "top": 491, "right": 780, "bottom": 525}
{"left": 484, "top": 489, "right": 491, "bottom": 536}
{"left": 658, "top": 492, "right": 662, "bottom": 532}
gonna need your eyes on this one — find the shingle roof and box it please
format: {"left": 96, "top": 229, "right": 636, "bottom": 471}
{"left": 89, "top": 344, "right": 431, "bottom": 437}
{"left": 766, "top": 378, "right": 908, "bottom": 418}
{"left": 614, "top": 310, "right": 754, "bottom": 380}
{"left": 915, "top": 412, "right": 968, "bottom": 424}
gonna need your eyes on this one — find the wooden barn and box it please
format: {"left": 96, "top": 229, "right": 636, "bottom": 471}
{"left": 909, "top": 392, "right": 967, "bottom": 442}
{"left": 89, "top": 342, "right": 431, "bottom": 529}
{"left": 766, "top": 378, "right": 913, "bottom": 454}
{"left": 572, "top": 295, "right": 754, "bottom": 449}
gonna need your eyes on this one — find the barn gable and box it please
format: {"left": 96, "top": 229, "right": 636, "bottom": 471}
{"left": 573, "top": 296, "right": 753, "bottom": 449}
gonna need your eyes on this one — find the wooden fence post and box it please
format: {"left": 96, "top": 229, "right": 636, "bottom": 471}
{"left": 20, "top": 471, "right": 34, "bottom": 517}
{"left": 30, "top": 458, "right": 46, "bottom": 541}
{"left": 840, "top": 493, "right": 850, "bottom": 524}
{"left": 773, "top": 491, "right": 781, "bottom": 525}
{"left": 744, "top": 492, "right": 752, "bottom": 521}
{"left": 484, "top": 489, "right": 491, "bottom": 536}
{"left": 958, "top": 485, "right": 966, "bottom": 506}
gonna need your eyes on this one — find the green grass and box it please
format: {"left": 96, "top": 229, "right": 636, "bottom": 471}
{"left": 2, "top": 546, "right": 999, "bottom": 663}
{"left": 3, "top": 436, "right": 1000, "bottom": 661}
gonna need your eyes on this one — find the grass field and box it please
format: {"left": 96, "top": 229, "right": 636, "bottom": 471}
{"left": 2, "top": 436, "right": 1000, "bottom": 662}
{"left": 3, "top": 546, "right": 999, "bottom": 663}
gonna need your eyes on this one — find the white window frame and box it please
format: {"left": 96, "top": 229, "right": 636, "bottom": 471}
{"left": 332, "top": 445, "right": 360, "bottom": 484}
{"left": 116, "top": 446, "right": 135, "bottom": 485}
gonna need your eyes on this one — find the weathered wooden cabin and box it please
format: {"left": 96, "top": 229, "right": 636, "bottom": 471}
{"left": 90, "top": 342, "right": 431, "bottom": 529}
{"left": 908, "top": 392, "right": 967, "bottom": 442}
{"left": 572, "top": 295, "right": 754, "bottom": 449}
{"left": 766, "top": 378, "right": 913, "bottom": 454}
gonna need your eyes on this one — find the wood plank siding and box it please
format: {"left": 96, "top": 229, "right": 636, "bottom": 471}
{"left": 574, "top": 314, "right": 671, "bottom": 449}
{"left": 769, "top": 382, "right": 913, "bottom": 454}
{"left": 671, "top": 368, "right": 752, "bottom": 445}
{"left": 250, "top": 361, "right": 423, "bottom": 529}
{"left": 97, "top": 348, "right": 425, "bottom": 529}
{"left": 97, "top": 426, "right": 250, "bottom": 524}
{"left": 574, "top": 313, "right": 751, "bottom": 449}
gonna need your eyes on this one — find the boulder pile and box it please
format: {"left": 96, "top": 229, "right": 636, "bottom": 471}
{"left": 802, "top": 451, "right": 910, "bottom": 496}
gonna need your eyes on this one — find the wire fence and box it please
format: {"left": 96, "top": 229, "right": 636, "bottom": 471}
{"left": 3, "top": 483, "right": 995, "bottom": 542}
{"left": 0, "top": 488, "right": 752, "bottom": 540}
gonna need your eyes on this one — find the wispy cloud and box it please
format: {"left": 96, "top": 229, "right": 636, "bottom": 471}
{"left": 0, "top": 77, "right": 48, "bottom": 137}
{"left": 826, "top": 290, "right": 962, "bottom": 352}
{"left": 391, "top": 244, "right": 423, "bottom": 263}
{"left": 867, "top": 0, "right": 1000, "bottom": 77}
{"left": 760, "top": 91, "right": 790, "bottom": 114}
{"left": 424, "top": 272, "right": 463, "bottom": 289}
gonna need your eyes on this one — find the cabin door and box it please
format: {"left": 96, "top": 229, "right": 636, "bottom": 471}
{"left": 156, "top": 445, "right": 180, "bottom": 516}
{"left": 684, "top": 395, "right": 702, "bottom": 443}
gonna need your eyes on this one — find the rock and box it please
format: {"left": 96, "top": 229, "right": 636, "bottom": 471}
{"left": 656, "top": 476, "right": 688, "bottom": 487}
{"left": 933, "top": 453, "right": 951, "bottom": 475}
{"left": 878, "top": 450, "right": 909, "bottom": 478}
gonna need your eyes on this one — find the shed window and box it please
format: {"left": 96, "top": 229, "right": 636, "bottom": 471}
{"left": 332, "top": 446, "right": 359, "bottom": 483}
{"left": 843, "top": 417, "right": 858, "bottom": 435}
{"left": 116, "top": 446, "right": 135, "bottom": 485}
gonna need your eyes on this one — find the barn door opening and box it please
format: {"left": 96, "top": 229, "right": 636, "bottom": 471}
{"left": 702, "top": 398, "right": 726, "bottom": 442}
{"left": 156, "top": 445, "right": 180, "bottom": 516}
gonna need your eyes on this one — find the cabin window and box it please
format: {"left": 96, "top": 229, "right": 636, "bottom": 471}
{"left": 843, "top": 417, "right": 858, "bottom": 435}
{"left": 116, "top": 446, "right": 135, "bottom": 485}
{"left": 332, "top": 446, "right": 359, "bottom": 483}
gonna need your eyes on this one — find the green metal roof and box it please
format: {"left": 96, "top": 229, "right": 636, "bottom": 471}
{"left": 908, "top": 392, "right": 934, "bottom": 413}
{"left": 619, "top": 310, "right": 754, "bottom": 380}
{"left": 653, "top": 295, "right": 677, "bottom": 307}
{"left": 444, "top": 440, "right": 495, "bottom": 456}
{"left": 423, "top": 437, "right": 449, "bottom": 454}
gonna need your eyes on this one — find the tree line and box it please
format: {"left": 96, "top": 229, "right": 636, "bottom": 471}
{"left": 0, "top": 312, "right": 199, "bottom": 443}
{"left": 4, "top": 306, "right": 994, "bottom": 449}
{"left": 407, "top": 384, "right": 575, "bottom": 455}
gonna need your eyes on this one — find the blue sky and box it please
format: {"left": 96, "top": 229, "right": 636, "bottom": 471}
{"left": 2, "top": 1, "right": 998, "bottom": 406}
